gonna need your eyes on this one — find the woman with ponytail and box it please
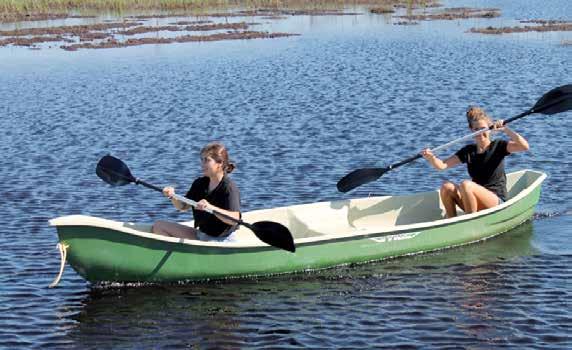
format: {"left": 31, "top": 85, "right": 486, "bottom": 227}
{"left": 152, "top": 142, "right": 241, "bottom": 242}
{"left": 420, "top": 106, "right": 529, "bottom": 218}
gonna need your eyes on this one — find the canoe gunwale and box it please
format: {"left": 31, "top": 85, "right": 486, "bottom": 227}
{"left": 50, "top": 169, "right": 547, "bottom": 250}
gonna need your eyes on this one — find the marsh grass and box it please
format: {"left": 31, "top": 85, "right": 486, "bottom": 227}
{"left": 0, "top": 0, "right": 440, "bottom": 21}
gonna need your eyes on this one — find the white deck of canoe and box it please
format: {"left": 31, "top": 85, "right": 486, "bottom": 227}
{"left": 50, "top": 170, "right": 546, "bottom": 248}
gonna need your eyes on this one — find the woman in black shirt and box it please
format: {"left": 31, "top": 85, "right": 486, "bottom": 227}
{"left": 152, "top": 142, "right": 241, "bottom": 241}
{"left": 421, "top": 106, "right": 529, "bottom": 218}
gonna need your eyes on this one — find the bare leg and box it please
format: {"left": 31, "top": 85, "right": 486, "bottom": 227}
{"left": 440, "top": 181, "right": 464, "bottom": 218}
{"left": 458, "top": 180, "right": 500, "bottom": 214}
{"left": 152, "top": 220, "right": 199, "bottom": 239}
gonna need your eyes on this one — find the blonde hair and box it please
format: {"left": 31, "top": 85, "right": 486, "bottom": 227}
{"left": 466, "top": 106, "right": 492, "bottom": 128}
{"left": 200, "top": 142, "right": 236, "bottom": 174}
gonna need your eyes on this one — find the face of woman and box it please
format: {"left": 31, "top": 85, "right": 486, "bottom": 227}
{"left": 201, "top": 156, "right": 222, "bottom": 177}
{"left": 470, "top": 120, "right": 490, "bottom": 143}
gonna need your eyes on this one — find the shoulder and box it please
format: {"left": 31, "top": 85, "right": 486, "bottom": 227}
{"left": 221, "top": 176, "right": 240, "bottom": 193}
{"left": 492, "top": 139, "right": 510, "bottom": 154}
{"left": 455, "top": 144, "right": 476, "bottom": 163}
{"left": 492, "top": 139, "right": 508, "bottom": 146}
{"left": 190, "top": 176, "right": 209, "bottom": 190}
{"left": 456, "top": 143, "right": 475, "bottom": 154}
{"left": 222, "top": 176, "right": 239, "bottom": 188}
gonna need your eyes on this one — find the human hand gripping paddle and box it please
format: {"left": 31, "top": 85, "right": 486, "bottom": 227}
{"left": 337, "top": 84, "right": 572, "bottom": 193}
{"left": 95, "top": 155, "right": 296, "bottom": 252}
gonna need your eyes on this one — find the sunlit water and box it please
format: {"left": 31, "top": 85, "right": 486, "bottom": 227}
{"left": 0, "top": 0, "right": 570, "bottom": 348}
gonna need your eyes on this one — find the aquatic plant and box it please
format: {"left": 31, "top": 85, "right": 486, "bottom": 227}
{"left": 0, "top": 0, "right": 440, "bottom": 21}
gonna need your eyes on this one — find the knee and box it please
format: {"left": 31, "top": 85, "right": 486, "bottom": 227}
{"left": 459, "top": 180, "right": 473, "bottom": 192}
{"left": 440, "top": 181, "right": 456, "bottom": 196}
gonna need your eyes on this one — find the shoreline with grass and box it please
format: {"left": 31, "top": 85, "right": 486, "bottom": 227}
{"left": 0, "top": 0, "right": 439, "bottom": 22}
{"left": 1, "top": 0, "right": 570, "bottom": 51}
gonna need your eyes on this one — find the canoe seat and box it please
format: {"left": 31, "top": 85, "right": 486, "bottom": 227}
{"left": 348, "top": 192, "right": 445, "bottom": 228}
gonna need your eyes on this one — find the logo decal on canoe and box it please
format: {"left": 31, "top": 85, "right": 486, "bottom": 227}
{"left": 370, "top": 232, "right": 420, "bottom": 243}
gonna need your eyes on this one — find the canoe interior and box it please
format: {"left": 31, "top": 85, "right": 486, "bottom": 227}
{"left": 138, "top": 169, "right": 544, "bottom": 242}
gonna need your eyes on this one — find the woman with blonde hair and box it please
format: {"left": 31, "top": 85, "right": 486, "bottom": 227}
{"left": 152, "top": 142, "right": 241, "bottom": 241}
{"left": 421, "top": 106, "right": 530, "bottom": 218}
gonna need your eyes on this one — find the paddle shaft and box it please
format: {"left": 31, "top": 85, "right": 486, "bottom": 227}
{"left": 386, "top": 108, "right": 537, "bottom": 171}
{"left": 134, "top": 178, "right": 243, "bottom": 226}
{"left": 96, "top": 154, "right": 296, "bottom": 252}
{"left": 337, "top": 84, "right": 571, "bottom": 192}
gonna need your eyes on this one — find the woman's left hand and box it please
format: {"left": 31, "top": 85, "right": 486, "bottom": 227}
{"left": 196, "top": 199, "right": 213, "bottom": 212}
{"left": 491, "top": 120, "right": 505, "bottom": 131}
{"left": 420, "top": 148, "right": 435, "bottom": 160}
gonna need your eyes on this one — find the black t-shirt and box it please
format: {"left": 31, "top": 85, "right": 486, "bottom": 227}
{"left": 455, "top": 139, "right": 511, "bottom": 201}
{"left": 185, "top": 176, "right": 241, "bottom": 237}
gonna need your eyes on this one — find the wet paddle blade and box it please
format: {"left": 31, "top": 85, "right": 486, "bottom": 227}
{"left": 337, "top": 167, "right": 388, "bottom": 193}
{"left": 533, "top": 84, "right": 572, "bottom": 115}
{"left": 247, "top": 221, "right": 296, "bottom": 252}
{"left": 96, "top": 155, "right": 136, "bottom": 186}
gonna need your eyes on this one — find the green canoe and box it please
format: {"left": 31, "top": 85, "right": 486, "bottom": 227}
{"left": 49, "top": 169, "right": 546, "bottom": 284}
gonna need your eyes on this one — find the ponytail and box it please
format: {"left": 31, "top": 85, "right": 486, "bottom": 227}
{"left": 225, "top": 162, "right": 236, "bottom": 174}
{"left": 200, "top": 142, "right": 236, "bottom": 174}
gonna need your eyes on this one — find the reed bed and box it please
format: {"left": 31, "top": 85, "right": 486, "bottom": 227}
{"left": 0, "top": 0, "right": 439, "bottom": 21}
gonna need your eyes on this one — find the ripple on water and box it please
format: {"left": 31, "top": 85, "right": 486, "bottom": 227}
{"left": 1, "top": 1, "right": 572, "bottom": 348}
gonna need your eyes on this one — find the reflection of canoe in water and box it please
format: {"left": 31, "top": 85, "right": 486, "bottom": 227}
{"left": 50, "top": 170, "right": 546, "bottom": 284}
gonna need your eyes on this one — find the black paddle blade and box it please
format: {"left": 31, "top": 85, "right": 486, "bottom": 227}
{"left": 337, "top": 167, "right": 388, "bottom": 193}
{"left": 96, "top": 155, "right": 136, "bottom": 186}
{"left": 247, "top": 221, "right": 296, "bottom": 252}
{"left": 533, "top": 84, "right": 572, "bottom": 115}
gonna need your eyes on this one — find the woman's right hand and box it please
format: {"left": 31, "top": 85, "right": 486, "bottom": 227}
{"left": 163, "top": 186, "right": 175, "bottom": 199}
{"left": 420, "top": 148, "right": 435, "bottom": 161}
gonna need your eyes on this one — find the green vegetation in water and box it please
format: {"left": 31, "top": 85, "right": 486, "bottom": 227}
{"left": 0, "top": 0, "right": 440, "bottom": 22}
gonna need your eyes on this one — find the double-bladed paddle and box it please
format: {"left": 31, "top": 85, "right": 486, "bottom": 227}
{"left": 337, "top": 84, "right": 572, "bottom": 193}
{"left": 96, "top": 155, "right": 296, "bottom": 252}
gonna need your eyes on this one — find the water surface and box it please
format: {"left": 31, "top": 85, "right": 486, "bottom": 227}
{"left": 0, "top": 0, "right": 570, "bottom": 348}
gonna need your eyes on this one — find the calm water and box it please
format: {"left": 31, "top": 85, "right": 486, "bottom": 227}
{"left": 1, "top": 0, "right": 571, "bottom": 348}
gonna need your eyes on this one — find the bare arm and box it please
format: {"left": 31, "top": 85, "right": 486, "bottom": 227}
{"left": 493, "top": 120, "right": 529, "bottom": 153}
{"left": 213, "top": 208, "right": 241, "bottom": 226}
{"left": 421, "top": 149, "right": 461, "bottom": 170}
{"left": 170, "top": 197, "right": 191, "bottom": 211}
{"left": 162, "top": 186, "right": 191, "bottom": 211}
{"left": 196, "top": 200, "right": 240, "bottom": 226}
{"left": 163, "top": 187, "right": 239, "bottom": 225}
